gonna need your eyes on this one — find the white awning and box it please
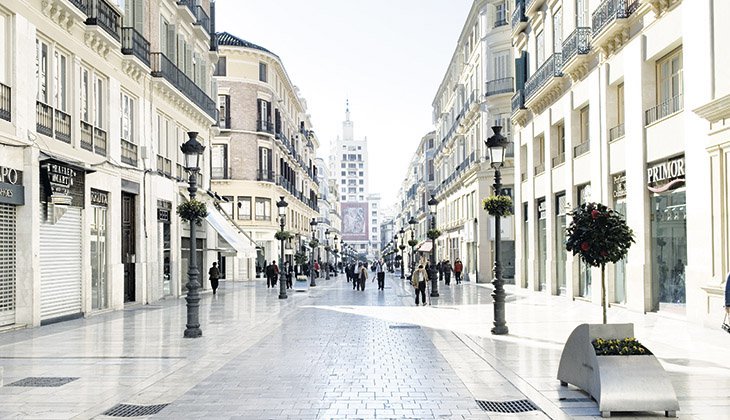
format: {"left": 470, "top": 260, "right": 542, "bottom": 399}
{"left": 205, "top": 208, "right": 257, "bottom": 258}
{"left": 417, "top": 241, "right": 433, "bottom": 253}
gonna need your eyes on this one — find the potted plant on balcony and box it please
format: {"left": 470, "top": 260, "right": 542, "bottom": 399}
{"left": 176, "top": 199, "right": 207, "bottom": 226}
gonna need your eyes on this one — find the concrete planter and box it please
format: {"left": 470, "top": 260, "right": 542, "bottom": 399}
{"left": 557, "top": 323, "right": 679, "bottom": 418}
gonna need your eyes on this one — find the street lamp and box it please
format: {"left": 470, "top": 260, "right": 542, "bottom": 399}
{"left": 428, "top": 194, "right": 439, "bottom": 298}
{"left": 486, "top": 125, "right": 510, "bottom": 335}
{"left": 181, "top": 131, "right": 205, "bottom": 338}
{"left": 333, "top": 234, "right": 338, "bottom": 276}
{"left": 398, "top": 227, "right": 405, "bottom": 279}
{"left": 340, "top": 239, "right": 345, "bottom": 273}
{"left": 325, "top": 229, "right": 331, "bottom": 280}
{"left": 276, "top": 196, "right": 288, "bottom": 299}
{"left": 408, "top": 216, "right": 417, "bottom": 273}
{"left": 309, "top": 218, "right": 318, "bottom": 287}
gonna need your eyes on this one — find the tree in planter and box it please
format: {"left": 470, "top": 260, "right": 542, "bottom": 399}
{"left": 565, "top": 202, "right": 634, "bottom": 324}
{"left": 294, "top": 251, "right": 308, "bottom": 277}
{"left": 177, "top": 200, "right": 208, "bottom": 225}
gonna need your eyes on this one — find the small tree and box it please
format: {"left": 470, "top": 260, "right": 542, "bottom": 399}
{"left": 565, "top": 202, "right": 634, "bottom": 324}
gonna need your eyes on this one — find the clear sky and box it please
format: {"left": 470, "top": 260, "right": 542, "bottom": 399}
{"left": 216, "top": 0, "right": 473, "bottom": 209}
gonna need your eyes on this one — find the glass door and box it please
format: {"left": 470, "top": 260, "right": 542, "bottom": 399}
{"left": 90, "top": 206, "right": 108, "bottom": 310}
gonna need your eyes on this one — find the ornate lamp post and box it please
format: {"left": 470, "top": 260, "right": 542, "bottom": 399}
{"left": 181, "top": 132, "right": 205, "bottom": 338}
{"left": 408, "top": 216, "right": 417, "bottom": 272}
{"left": 324, "top": 229, "right": 331, "bottom": 280}
{"left": 398, "top": 227, "right": 406, "bottom": 279}
{"left": 486, "top": 126, "right": 510, "bottom": 335}
{"left": 340, "top": 240, "right": 345, "bottom": 273}
{"left": 333, "top": 234, "right": 338, "bottom": 276}
{"left": 309, "top": 218, "right": 318, "bottom": 287}
{"left": 428, "top": 195, "right": 440, "bottom": 297}
{"left": 276, "top": 196, "right": 288, "bottom": 299}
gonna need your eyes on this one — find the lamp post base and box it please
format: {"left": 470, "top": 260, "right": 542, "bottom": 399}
{"left": 430, "top": 291, "right": 440, "bottom": 297}
{"left": 491, "top": 325, "right": 508, "bottom": 335}
{"left": 184, "top": 327, "right": 202, "bottom": 338}
{"left": 278, "top": 293, "right": 288, "bottom": 299}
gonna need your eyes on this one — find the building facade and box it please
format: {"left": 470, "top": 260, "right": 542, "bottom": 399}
{"left": 0, "top": 0, "right": 227, "bottom": 328}
{"left": 212, "top": 32, "right": 320, "bottom": 277}
{"left": 512, "top": 0, "right": 726, "bottom": 325}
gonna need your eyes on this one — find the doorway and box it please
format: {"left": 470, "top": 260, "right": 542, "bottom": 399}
{"left": 122, "top": 193, "right": 136, "bottom": 302}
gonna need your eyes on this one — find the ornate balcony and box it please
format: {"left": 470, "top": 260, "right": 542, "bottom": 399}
{"left": 524, "top": 53, "right": 564, "bottom": 110}
{"left": 525, "top": 0, "right": 546, "bottom": 16}
{"left": 257, "top": 120, "right": 274, "bottom": 134}
{"left": 0, "top": 82, "right": 10, "bottom": 122}
{"left": 486, "top": 77, "right": 514, "bottom": 98}
{"left": 121, "top": 139, "right": 138, "bottom": 166}
{"left": 151, "top": 52, "right": 217, "bottom": 120}
{"left": 36, "top": 102, "right": 72, "bottom": 144}
{"left": 561, "top": 28, "right": 592, "bottom": 80}
{"left": 511, "top": 90, "right": 528, "bottom": 125}
{"left": 574, "top": 141, "right": 590, "bottom": 157}
{"left": 591, "top": 0, "right": 640, "bottom": 57}
{"left": 193, "top": 5, "right": 210, "bottom": 33}
{"left": 121, "top": 27, "right": 150, "bottom": 67}
{"left": 80, "top": 121, "right": 106, "bottom": 155}
{"left": 86, "top": 0, "right": 121, "bottom": 41}
{"left": 511, "top": 1, "right": 528, "bottom": 36}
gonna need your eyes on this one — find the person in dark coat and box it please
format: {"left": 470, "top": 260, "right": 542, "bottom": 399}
{"left": 208, "top": 262, "right": 220, "bottom": 295}
{"left": 443, "top": 259, "right": 452, "bottom": 285}
{"left": 285, "top": 261, "right": 293, "bottom": 289}
{"left": 265, "top": 261, "right": 278, "bottom": 288}
{"left": 725, "top": 271, "right": 730, "bottom": 314}
{"left": 437, "top": 261, "right": 443, "bottom": 282}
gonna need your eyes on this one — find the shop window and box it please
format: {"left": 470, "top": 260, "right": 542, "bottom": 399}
{"left": 255, "top": 197, "right": 270, "bottom": 221}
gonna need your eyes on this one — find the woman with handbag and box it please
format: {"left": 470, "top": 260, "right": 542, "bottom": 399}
{"left": 723, "top": 272, "right": 730, "bottom": 333}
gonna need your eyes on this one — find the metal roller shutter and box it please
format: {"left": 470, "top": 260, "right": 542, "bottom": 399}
{"left": 0, "top": 204, "right": 16, "bottom": 327}
{"left": 40, "top": 207, "right": 82, "bottom": 321}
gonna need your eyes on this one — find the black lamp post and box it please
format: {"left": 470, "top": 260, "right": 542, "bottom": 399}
{"left": 181, "top": 131, "right": 205, "bottom": 339}
{"left": 276, "top": 196, "right": 288, "bottom": 299}
{"left": 408, "top": 216, "right": 417, "bottom": 272}
{"left": 324, "top": 229, "right": 331, "bottom": 280}
{"left": 398, "top": 227, "right": 405, "bottom": 279}
{"left": 428, "top": 195, "right": 439, "bottom": 297}
{"left": 309, "top": 218, "right": 318, "bottom": 287}
{"left": 333, "top": 234, "right": 338, "bottom": 276}
{"left": 340, "top": 240, "right": 345, "bottom": 273}
{"left": 486, "top": 126, "right": 510, "bottom": 335}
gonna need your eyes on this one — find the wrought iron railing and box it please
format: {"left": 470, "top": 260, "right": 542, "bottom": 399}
{"left": 121, "top": 139, "right": 138, "bottom": 166}
{"left": 534, "top": 163, "right": 545, "bottom": 175}
{"left": 609, "top": 123, "right": 625, "bottom": 141}
{"left": 257, "top": 169, "right": 275, "bottom": 182}
{"left": 552, "top": 152, "right": 565, "bottom": 166}
{"left": 511, "top": 90, "right": 526, "bottom": 114}
{"left": 494, "top": 18, "right": 508, "bottom": 28}
{"left": 0, "top": 82, "right": 10, "bottom": 122}
{"left": 156, "top": 155, "right": 172, "bottom": 176}
{"left": 121, "top": 27, "right": 150, "bottom": 66}
{"left": 54, "top": 110, "right": 71, "bottom": 144}
{"left": 592, "top": 0, "right": 640, "bottom": 37}
{"left": 69, "top": 0, "right": 89, "bottom": 15}
{"left": 86, "top": 0, "right": 121, "bottom": 41}
{"left": 645, "top": 94, "right": 683, "bottom": 125}
{"left": 511, "top": 0, "right": 527, "bottom": 31}
{"left": 36, "top": 102, "right": 53, "bottom": 137}
{"left": 257, "top": 120, "right": 274, "bottom": 134}
{"left": 486, "top": 77, "right": 514, "bottom": 97}
{"left": 150, "top": 53, "right": 217, "bottom": 120}
{"left": 80, "top": 121, "right": 94, "bottom": 151}
{"left": 574, "top": 141, "right": 590, "bottom": 156}
{"left": 525, "top": 53, "right": 563, "bottom": 100}
{"left": 176, "top": 0, "right": 196, "bottom": 17}
{"left": 562, "top": 27, "right": 591, "bottom": 63}
{"left": 94, "top": 127, "right": 107, "bottom": 155}
{"left": 193, "top": 5, "right": 210, "bottom": 33}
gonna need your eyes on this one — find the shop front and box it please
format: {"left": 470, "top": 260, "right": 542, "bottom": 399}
{"left": 555, "top": 193, "right": 567, "bottom": 296}
{"left": 612, "top": 173, "right": 627, "bottom": 304}
{"left": 158, "top": 200, "right": 172, "bottom": 296}
{"left": 0, "top": 165, "right": 24, "bottom": 327}
{"left": 90, "top": 189, "right": 109, "bottom": 310}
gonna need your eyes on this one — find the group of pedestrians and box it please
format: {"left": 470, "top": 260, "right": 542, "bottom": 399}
{"left": 344, "top": 258, "right": 387, "bottom": 291}
{"left": 263, "top": 261, "right": 294, "bottom": 289}
{"left": 436, "top": 258, "right": 464, "bottom": 285}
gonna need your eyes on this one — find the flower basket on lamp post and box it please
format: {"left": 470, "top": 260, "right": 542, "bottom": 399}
{"left": 176, "top": 200, "right": 208, "bottom": 225}
{"left": 482, "top": 195, "right": 513, "bottom": 217}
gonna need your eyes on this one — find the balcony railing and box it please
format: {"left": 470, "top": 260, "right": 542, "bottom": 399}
{"left": 121, "top": 27, "right": 150, "bottom": 66}
{"left": 121, "top": 139, "right": 138, "bottom": 166}
{"left": 157, "top": 155, "right": 172, "bottom": 176}
{"left": 486, "top": 77, "right": 514, "bottom": 97}
{"left": 151, "top": 53, "right": 217, "bottom": 120}
{"left": 511, "top": 90, "right": 526, "bottom": 114}
{"left": 494, "top": 18, "right": 508, "bottom": 28}
{"left": 94, "top": 127, "right": 107, "bottom": 155}
{"left": 645, "top": 94, "right": 683, "bottom": 125}
{"left": 193, "top": 5, "right": 210, "bottom": 33}
{"left": 79, "top": 121, "right": 106, "bottom": 155}
{"left": 86, "top": 0, "right": 121, "bottom": 41}
{"left": 552, "top": 152, "right": 565, "bottom": 166}
{"left": 257, "top": 120, "right": 274, "bottom": 134}
{"left": 511, "top": 1, "right": 527, "bottom": 32}
{"left": 54, "top": 110, "right": 71, "bottom": 144}
{"left": 574, "top": 141, "right": 590, "bottom": 157}
{"left": 593, "top": 0, "right": 640, "bottom": 37}
{"left": 36, "top": 102, "right": 53, "bottom": 137}
{"left": 534, "top": 163, "right": 545, "bottom": 175}
{"left": 177, "top": 0, "right": 196, "bottom": 17}
{"left": 609, "top": 123, "right": 625, "bottom": 141}
{"left": 562, "top": 27, "right": 591, "bottom": 63}
{"left": 257, "top": 170, "right": 274, "bottom": 182}
{"left": 525, "top": 53, "right": 563, "bottom": 100}
{"left": 69, "top": 0, "right": 89, "bottom": 15}
{"left": 0, "top": 82, "right": 10, "bottom": 122}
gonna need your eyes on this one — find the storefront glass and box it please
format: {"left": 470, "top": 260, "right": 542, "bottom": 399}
{"left": 90, "top": 206, "right": 108, "bottom": 310}
{"left": 613, "top": 199, "right": 627, "bottom": 304}
{"left": 578, "top": 184, "right": 592, "bottom": 297}
{"left": 651, "top": 189, "right": 687, "bottom": 310}
{"left": 522, "top": 203, "right": 529, "bottom": 288}
{"left": 537, "top": 199, "right": 547, "bottom": 291}
{"left": 555, "top": 193, "right": 567, "bottom": 295}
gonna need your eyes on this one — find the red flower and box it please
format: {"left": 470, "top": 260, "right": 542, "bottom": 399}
{"left": 581, "top": 242, "right": 590, "bottom": 251}
{"left": 591, "top": 209, "right": 601, "bottom": 219}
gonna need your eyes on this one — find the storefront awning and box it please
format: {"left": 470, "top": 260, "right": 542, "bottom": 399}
{"left": 417, "top": 241, "right": 433, "bottom": 253}
{"left": 206, "top": 208, "right": 257, "bottom": 258}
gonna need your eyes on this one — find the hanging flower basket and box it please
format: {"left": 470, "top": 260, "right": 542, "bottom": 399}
{"left": 332, "top": 249, "right": 339, "bottom": 255}
{"left": 483, "top": 195, "right": 513, "bottom": 217}
{"left": 427, "top": 228, "right": 441, "bottom": 240}
{"left": 309, "top": 239, "right": 319, "bottom": 248}
{"left": 325, "top": 245, "right": 332, "bottom": 252}
{"left": 176, "top": 200, "right": 208, "bottom": 225}
{"left": 399, "top": 244, "right": 406, "bottom": 251}
{"left": 274, "top": 230, "right": 293, "bottom": 241}
{"left": 408, "top": 239, "right": 418, "bottom": 247}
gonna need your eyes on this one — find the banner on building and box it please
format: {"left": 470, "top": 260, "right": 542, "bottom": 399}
{"left": 341, "top": 202, "right": 369, "bottom": 241}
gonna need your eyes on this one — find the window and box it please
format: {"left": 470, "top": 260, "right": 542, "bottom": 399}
{"left": 495, "top": 1, "right": 507, "bottom": 26}
{"left": 238, "top": 196, "right": 251, "bottom": 220}
{"left": 359, "top": 179, "right": 364, "bottom": 184}
{"left": 123, "top": 0, "right": 144, "bottom": 32}
{"left": 218, "top": 94, "right": 230, "bottom": 128}
{"left": 657, "top": 48, "right": 683, "bottom": 105}
{"left": 493, "top": 51, "right": 510, "bottom": 80}
{"left": 259, "top": 62, "right": 267, "bottom": 82}
{"left": 94, "top": 75, "right": 106, "bottom": 129}
{"left": 0, "top": 13, "right": 7, "bottom": 86}
{"left": 576, "top": 0, "right": 589, "bottom": 27}
{"left": 255, "top": 198, "right": 271, "bottom": 221}
{"left": 36, "top": 39, "right": 50, "bottom": 103}
{"left": 341, "top": 163, "right": 346, "bottom": 168}
{"left": 258, "top": 147, "right": 272, "bottom": 178}
{"left": 160, "top": 18, "right": 175, "bottom": 61}
{"left": 53, "top": 50, "right": 68, "bottom": 112}
{"left": 214, "top": 56, "right": 226, "bottom": 76}
{"left": 120, "top": 92, "right": 134, "bottom": 142}
{"left": 536, "top": 30, "right": 545, "bottom": 66}
{"left": 534, "top": 135, "right": 545, "bottom": 174}
{"left": 341, "top": 179, "right": 346, "bottom": 184}
{"left": 211, "top": 144, "right": 227, "bottom": 179}
{"left": 80, "top": 67, "right": 90, "bottom": 122}
{"left": 580, "top": 106, "right": 589, "bottom": 143}
{"left": 553, "top": 122, "right": 565, "bottom": 165}
{"left": 553, "top": 8, "right": 563, "bottom": 53}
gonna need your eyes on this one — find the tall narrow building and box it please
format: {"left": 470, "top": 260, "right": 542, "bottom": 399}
{"left": 330, "top": 102, "right": 380, "bottom": 259}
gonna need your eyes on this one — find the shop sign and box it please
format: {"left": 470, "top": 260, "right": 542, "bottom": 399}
{"left": 41, "top": 161, "right": 85, "bottom": 207}
{"left": 0, "top": 166, "right": 24, "bottom": 206}
{"left": 90, "top": 189, "right": 109, "bottom": 207}
{"left": 647, "top": 156, "right": 685, "bottom": 193}
{"left": 157, "top": 200, "right": 172, "bottom": 222}
{"left": 613, "top": 172, "right": 627, "bottom": 199}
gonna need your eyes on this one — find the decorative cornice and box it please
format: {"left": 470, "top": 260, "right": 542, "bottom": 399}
{"left": 152, "top": 81, "right": 212, "bottom": 127}
{"left": 693, "top": 93, "right": 730, "bottom": 124}
{"left": 83, "top": 31, "right": 113, "bottom": 59}
{"left": 41, "top": 0, "right": 84, "bottom": 33}
{"left": 647, "top": 0, "right": 682, "bottom": 18}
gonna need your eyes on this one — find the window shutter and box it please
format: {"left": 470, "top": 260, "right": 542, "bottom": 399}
{"left": 166, "top": 25, "right": 175, "bottom": 61}
{"left": 266, "top": 101, "right": 272, "bottom": 122}
{"left": 258, "top": 147, "right": 263, "bottom": 175}
{"left": 125, "top": 1, "right": 133, "bottom": 28}
{"left": 224, "top": 95, "right": 231, "bottom": 128}
{"left": 133, "top": 0, "right": 144, "bottom": 33}
{"left": 257, "top": 99, "right": 263, "bottom": 122}
{"left": 267, "top": 148, "right": 272, "bottom": 176}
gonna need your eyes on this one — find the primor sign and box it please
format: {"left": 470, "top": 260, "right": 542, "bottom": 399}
{"left": 647, "top": 156, "right": 685, "bottom": 193}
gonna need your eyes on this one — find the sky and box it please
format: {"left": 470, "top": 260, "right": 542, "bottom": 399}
{"left": 216, "top": 0, "right": 473, "bottom": 209}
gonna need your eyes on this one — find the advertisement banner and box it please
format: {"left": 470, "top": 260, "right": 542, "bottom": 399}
{"left": 341, "top": 202, "right": 369, "bottom": 242}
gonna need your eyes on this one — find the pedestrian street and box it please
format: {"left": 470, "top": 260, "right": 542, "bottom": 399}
{"left": 1, "top": 273, "right": 729, "bottom": 419}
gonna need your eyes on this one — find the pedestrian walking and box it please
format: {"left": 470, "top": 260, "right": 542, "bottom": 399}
{"left": 285, "top": 261, "right": 293, "bottom": 289}
{"left": 411, "top": 264, "right": 428, "bottom": 306}
{"left": 265, "top": 260, "right": 279, "bottom": 288}
{"left": 314, "top": 260, "right": 321, "bottom": 278}
{"left": 357, "top": 262, "right": 368, "bottom": 291}
{"left": 208, "top": 262, "right": 220, "bottom": 295}
{"left": 443, "top": 259, "right": 452, "bottom": 286}
{"left": 454, "top": 258, "right": 463, "bottom": 284}
{"left": 375, "top": 258, "right": 386, "bottom": 290}
{"left": 725, "top": 271, "right": 730, "bottom": 313}
{"left": 437, "top": 260, "right": 443, "bottom": 282}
